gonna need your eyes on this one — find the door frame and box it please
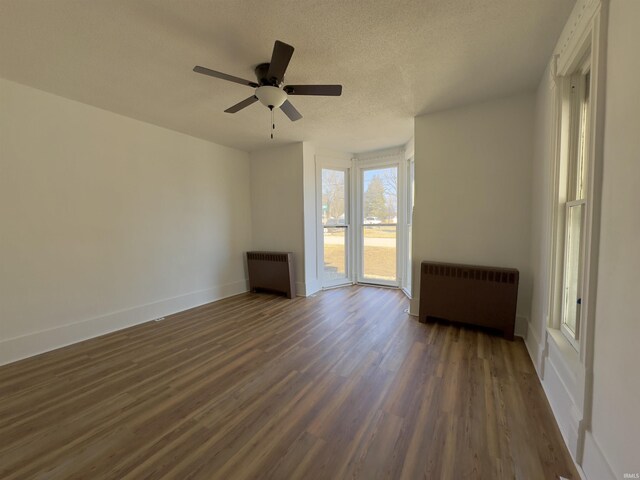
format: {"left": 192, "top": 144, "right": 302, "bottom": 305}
{"left": 316, "top": 148, "right": 408, "bottom": 290}
{"left": 316, "top": 156, "right": 354, "bottom": 288}
{"left": 354, "top": 149, "right": 407, "bottom": 288}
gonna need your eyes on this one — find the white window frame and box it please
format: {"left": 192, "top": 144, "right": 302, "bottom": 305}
{"left": 404, "top": 156, "right": 415, "bottom": 297}
{"left": 558, "top": 59, "right": 591, "bottom": 351}
{"left": 356, "top": 162, "right": 400, "bottom": 287}
{"left": 542, "top": 0, "right": 606, "bottom": 463}
{"left": 559, "top": 198, "right": 586, "bottom": 349}
{"left": 550, "top": 46, "right": 600, "bottom": 355}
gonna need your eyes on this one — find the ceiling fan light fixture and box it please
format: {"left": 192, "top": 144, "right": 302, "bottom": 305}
{"left": 255, "top": 86, "right": 287, "bottom": 108}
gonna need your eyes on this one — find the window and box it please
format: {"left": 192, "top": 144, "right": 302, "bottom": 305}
{"left": 320, "top": 167, "right": 350, "bottom": 286}
{"left": 559, "top": 67, "right": 591, "bottom": 348}
{"left": 360, "top": 165, "right": 398, "bottom": 283}
{"left": 542, "top": 1, "right": 605, "bottom": 458}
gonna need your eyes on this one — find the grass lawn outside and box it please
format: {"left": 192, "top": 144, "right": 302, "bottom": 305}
{"left": 323, "top": 228, "right": 396, "bottom": 281}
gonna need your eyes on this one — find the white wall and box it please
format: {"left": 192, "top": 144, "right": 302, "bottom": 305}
{"left": 249, "top": 143, "right": 306, "bottom": 295}
{"left": 249, "top": 143, "right": 355, "bottom": 297}
{"left": 411, "top": 93, "right": 536, "bottom": 335}
{"left": 0, "top": 78, "right": 252, "bottom": 364}
{"left": 302, "top": 142, "right": 320, "bottom": 296}
{"left": 586, "top": 1, "right": 640, "bottom": 477}
{"left": 527, "top": 63, "right": 556, "bottom": 367}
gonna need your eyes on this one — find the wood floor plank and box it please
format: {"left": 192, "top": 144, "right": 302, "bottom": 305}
{"left": 0, "top": 286, "right": 578, "bottom": 479}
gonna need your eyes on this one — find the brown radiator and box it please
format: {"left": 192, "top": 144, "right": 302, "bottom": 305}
{"left": 418, "top": 261, "right": 519, "bottom": 340}
{"left": 246, "top": 251, "right": 295, "bottom": 299}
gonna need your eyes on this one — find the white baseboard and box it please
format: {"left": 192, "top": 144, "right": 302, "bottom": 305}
{"left": 296, "top": 279, "right": 322, "bottom": 297}
{"left": 524, "top": 317, "right": 545, "bottom": 376}
{"left": 582, "top": 431, "right": 616, "bottom": 480}
{"left": 305, "top": 282, "right": 321, "bottom": 297}
{"left": 514, "top": 315, "right": 528, "bottom": 338}
{"left": 409, "top": 298, "right": 419, "bottom": 317}
{"left": 0, "top": 279, "right": 249, "bottom": 366}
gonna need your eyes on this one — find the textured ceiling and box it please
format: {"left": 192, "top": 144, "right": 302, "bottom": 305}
{"left": 0, "top": 0, "right": 574, "bottom": 153}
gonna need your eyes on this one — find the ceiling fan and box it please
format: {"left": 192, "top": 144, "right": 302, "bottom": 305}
{"left": 193, "top": 40, "right": 342, "bottom": 124}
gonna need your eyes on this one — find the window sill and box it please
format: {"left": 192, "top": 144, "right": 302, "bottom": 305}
{"left": 546, "top": 327, "right": 582, "bottom": 380}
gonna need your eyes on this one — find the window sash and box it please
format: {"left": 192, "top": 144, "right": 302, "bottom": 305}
{"left": 558, "top": 66, "right": 591, "bottom": 349}
{"left": 567, "top": 73, "right": 590, "bottom": 202}
{"left": 560, "top": 199, "right": 586, "bottom": 348}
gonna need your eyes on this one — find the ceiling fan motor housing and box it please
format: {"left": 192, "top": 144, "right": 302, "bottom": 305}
{"left": 255, "top": 62, "right": 280, "bottom": 86}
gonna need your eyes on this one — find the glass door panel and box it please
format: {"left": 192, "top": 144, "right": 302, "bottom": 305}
{"left": 363, "top": 225, "right": 397, "bottom": 281}
{"left": 321, "top": 168, "right": 349, "bottom": 286}
{"left": 360, "top": 166, "right": 398, "bottom": 285}
{"left": 323, "top": 227, "right": 346, "bottom": 281}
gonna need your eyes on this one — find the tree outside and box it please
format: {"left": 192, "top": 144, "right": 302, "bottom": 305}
{"left": 364, "top": 175, "right": 387, "bottom": 220}
{"left": 322, "top": 169, "right": 345, "bottom": 224}
{"left": 363, "top": 169, "right": 397, "bottom": 222}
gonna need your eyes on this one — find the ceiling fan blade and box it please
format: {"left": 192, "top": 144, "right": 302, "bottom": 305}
{"left": 224, "top": 95, "right": 259, "bottom": 113}
{"left": 284, "top": 84, "right": 342, "bottom": 96}
{"left": 267, "top": 40, "right": 294, "bottom": 83}
{"left": 280, "top": 100, "right": 302, "bottom": 122}
{"left": 193, "top": 66, "right": 258, "bottom": 88}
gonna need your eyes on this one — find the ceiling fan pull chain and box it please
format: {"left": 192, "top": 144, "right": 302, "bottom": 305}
{"left": 270, "top": 106, "right": 275, "bottom": 139}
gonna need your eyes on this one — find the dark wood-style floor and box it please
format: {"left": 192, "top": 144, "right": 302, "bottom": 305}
{"left": 0, "top": 286, "right": 577, "bottom": 479}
